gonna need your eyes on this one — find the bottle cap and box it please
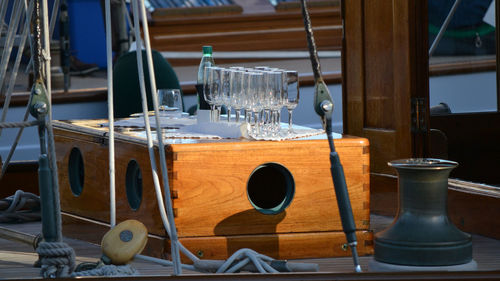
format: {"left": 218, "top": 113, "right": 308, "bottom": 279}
{"left": 202, "top": 46, "right": 212, "bottom": 55}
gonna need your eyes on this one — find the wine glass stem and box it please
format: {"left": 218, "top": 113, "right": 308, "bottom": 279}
{"left": 246, "top": 110, "right": 251, "bottom": 123}
{"left": 288, "top": 109, "right": 293, "bottom": 134}
{"left": 276, "top": 110, "right": 281, "bottom": 135}
{"left": 235, "top": 109, "right": 240, "bottom": 123}
{"left": 210, "top": 104, "right": 215, "bottom": 122}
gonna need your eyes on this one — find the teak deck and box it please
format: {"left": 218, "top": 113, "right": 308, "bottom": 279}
{"left": 2, "top": 215, "right": 500, "bottom": 279}
{"left": 52, "top": 119, "right": 372, "bottom": 262}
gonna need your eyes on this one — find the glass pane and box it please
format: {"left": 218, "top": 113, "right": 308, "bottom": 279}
{"left": 428, "top": 0, "right": 497, "bottom": 114}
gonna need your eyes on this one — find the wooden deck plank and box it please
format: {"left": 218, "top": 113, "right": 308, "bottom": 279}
{"left": 1, "top": 215, "right": 499, "bottom": 279}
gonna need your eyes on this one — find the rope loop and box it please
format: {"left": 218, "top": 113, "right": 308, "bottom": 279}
{"left": 0, "top": 190, "right": 41, "bottom": 223}
{"left": 36, "top": 241, "right": 76, "bottom": 278}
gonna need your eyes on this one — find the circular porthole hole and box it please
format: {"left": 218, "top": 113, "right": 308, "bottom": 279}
{"left": 68, "top": 147, "right": 84, "bottom": 196}
{"left": 126, "top": 160, "right": 143, "bottom": 211}
{"left": 247, "top": 163, "right": 295, "bottom": 215}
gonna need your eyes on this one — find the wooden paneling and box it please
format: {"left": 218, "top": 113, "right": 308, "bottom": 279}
{"left": 169, "top": 230, "right": 373, "bottom": 263}
{"left": 363, "top": 0, "right": 394, "bottom": 129}
{"left": 173, "top": 138, "right": 370, "bottom": 237}
{"left": 342, "top": 0, "right": 428, "bottom": 174}
{"left": 55, "top": 129, "right": 168, "bottom": 235}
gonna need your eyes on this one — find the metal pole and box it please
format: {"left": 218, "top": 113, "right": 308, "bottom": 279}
{"left": 0, "top": 226, "right": 39, "bottom": 248}
{"left": 104, "top": 0, "right": 116, "bottom": 228}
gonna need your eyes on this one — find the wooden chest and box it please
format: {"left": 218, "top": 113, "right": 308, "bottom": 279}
{"left": 53, "top": 120, "right": 372, "bottom": 261}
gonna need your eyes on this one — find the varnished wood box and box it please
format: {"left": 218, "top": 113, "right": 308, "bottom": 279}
{"left": 53, "top": 120, "right": 372, "bottom": 261}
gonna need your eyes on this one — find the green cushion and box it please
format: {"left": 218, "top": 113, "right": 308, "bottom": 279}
{"left": 113, "top": 50, "right": 182, "bottom": 118}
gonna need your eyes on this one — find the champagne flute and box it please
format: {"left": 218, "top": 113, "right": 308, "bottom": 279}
{"left": 211, "top": 67, "right": 224, "bottom": 122}
{"left": 248, "top": 71, "right": 264, "bottom": 137}
{"left": 284, "top": 70, "right": 299, "bottom": 134}
{"left": 203, "top": 66, "right": 217, "bottom": 121}
{"left": 242, "top": 71, "right": 252, "bottom": 123}
{"left": 221, "top": 68, "right": 232, "bottom": 122}
{"left": 265, "top": 71, "right": 283, "bottom": 137}
{"left": 230, "top": 70, "right": 244, "bottom": 123}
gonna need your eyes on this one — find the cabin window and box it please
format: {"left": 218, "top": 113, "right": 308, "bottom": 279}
{"left": 428, "top": 0, "right": 500, "bottom": 185}
{"left": 68, "top": 147, "right": 84, "bottom": 196}
{"left": 428, "top": 0, "right": 497, "bottom": 114}
{"left": 125, "top": 160, "right": 143, "bottom": 211}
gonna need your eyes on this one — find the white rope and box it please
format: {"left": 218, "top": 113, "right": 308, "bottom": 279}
{"left": 216, "top": 249, "right": 278, "bottom": 273}
{"left": 135, "top": 254, "right": 197, "bottom": 271}
{"left": 137, "top": 0, "right": 183, "bottom": 274}
{"left": 130, "top": 0, "right": 184, "bottom": 274}
{"left": 36, "top": 241, "right": 76, "bottom": 278}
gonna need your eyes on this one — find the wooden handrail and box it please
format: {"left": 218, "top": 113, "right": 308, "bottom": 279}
{"left": 429, "top": 58, "right": 496, "bottom": 77}
{"left": 150, "top": 8, "right": 340, "bottom": 28}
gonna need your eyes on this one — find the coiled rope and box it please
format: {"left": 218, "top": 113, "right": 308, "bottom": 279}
{"left": 35, "top": 241, "right": 76, "bottom": 278}
{"left": 72, "top": 262, "right": 138, "bottom": 277}
{"left": 0, "top": 190, "right": 40, "bottom": 223}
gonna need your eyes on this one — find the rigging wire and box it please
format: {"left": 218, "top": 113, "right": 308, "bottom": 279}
{"left": 0, "top": 0, "right": 35, "bottom": 180}
{"left": 0, "top": 0, "right": 24, "bottom": 113}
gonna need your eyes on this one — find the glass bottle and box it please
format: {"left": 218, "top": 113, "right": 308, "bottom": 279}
{"left": 197, "top": 46, "right": 215, "bottom": 110}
